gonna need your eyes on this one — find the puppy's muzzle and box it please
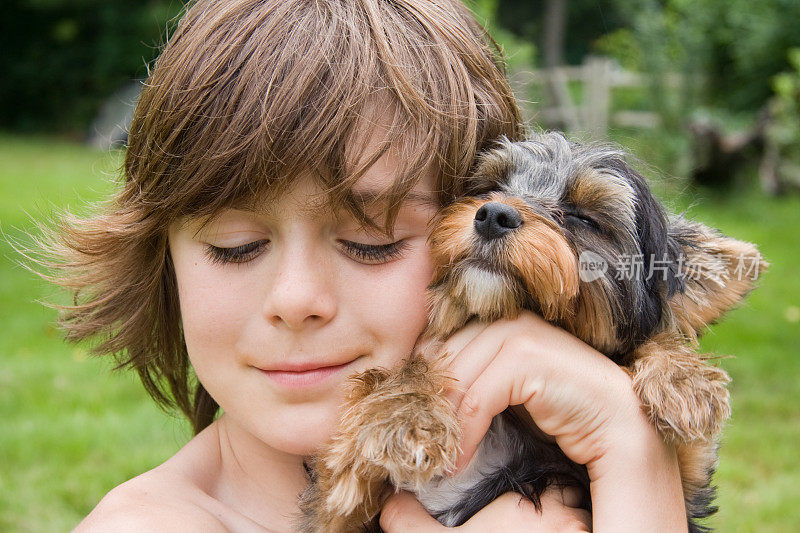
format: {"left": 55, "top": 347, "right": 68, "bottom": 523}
{"left": 474, "top": 202, "right": 522, "bottom": 240}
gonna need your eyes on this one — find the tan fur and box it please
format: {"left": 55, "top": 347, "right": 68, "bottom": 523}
{"left": 675, "top": 441, "right": 722, "bottom": 518}
{"left": 568, "top": 169, "right": 637, "bottom": 238}
{"left": 428, "top": 198, "right": 483, "bottom": 277}
{"left": 565, "top": 277, "right": 620, "bottom": 354}
{"left": 502, "top": 197, "right": 580, "bottom": 321}
{"left": 426, "top": 194, "right": 580, "bottom": 338}
{"left": 298, "top": 356, "right": 461, "bottom": 533}
{"left": 669, "top": 228, "right": 769, "bottom": 342}
{"left": 629, "top": 330, "right": 731, "bottom": 443}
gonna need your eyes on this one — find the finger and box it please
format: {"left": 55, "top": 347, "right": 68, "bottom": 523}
{"left": 438, "top": 318, "right": 490, "bottom": 357}
{"left": 539, "top": 490, "right": 593, "bottom": 531}
{"left": 461, "top": 492, "right": 534, "bottom": 529}
{"left": 453, "top": 349, "right": 527, "bottom": 472}
{"left": 438, "top": 315, "right": 552, "bottom": 406}
{"left": 435, "top": 320, "right": 506, "bottom": 405}
{"left": 540, "top": 487, "right": 592, "bottom": 531}
{"left": 379, "top": 490, "right": 446, "bottom": 532}
{"left": 542, "top": 499, "right": 593, "bottom": 531}
{"left": 465, "top": 491, "right": 591, "bottom": 532}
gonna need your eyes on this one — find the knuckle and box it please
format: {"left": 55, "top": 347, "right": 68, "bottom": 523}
{"left": 503, "top": 309, "right": 542, "bottom": 328}
{"left": 502, "top": 337, "right": 529, "bottom": 357}
{"left": 501, "top": 331, "right": 538, "bottom": 356}
{"left": 459, "top": 390, "right": 482, "bottom": 418}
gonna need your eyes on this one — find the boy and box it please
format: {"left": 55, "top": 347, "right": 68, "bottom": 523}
{"left": 36, "top": 1, "right": 685, "bottom": 530}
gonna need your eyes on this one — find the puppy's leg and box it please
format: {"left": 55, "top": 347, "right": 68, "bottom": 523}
{"left": 298, "top": 368, "right": 392, "bottom": 533}
{"left": 676, "top": 441, "right": 720, "bottom": 522}
{"left": 301, "top": 355, "right": 461, "bottom": 532}
{"left": 628, "top": 330, "right": 731, "bottom": 444}
{"left": 345, "top": 354, "right": 462, "bottom": 488}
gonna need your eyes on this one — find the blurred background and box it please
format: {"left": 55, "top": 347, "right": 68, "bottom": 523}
{"left": 1, "top": 0, "right": 798, "bottom": 530}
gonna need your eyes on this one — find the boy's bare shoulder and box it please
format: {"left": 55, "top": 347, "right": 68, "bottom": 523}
{"left": 74, "top": 469, "right": 227, "bottom": 532}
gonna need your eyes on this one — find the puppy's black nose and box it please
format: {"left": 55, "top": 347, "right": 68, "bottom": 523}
{"left": 474, "top": 202, "right": 522, "bottom": 240}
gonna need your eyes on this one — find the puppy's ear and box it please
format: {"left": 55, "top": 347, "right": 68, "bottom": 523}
{"left": 603, "top": 156, "right": 684, "bottom": 353}
{"left": 666, "top": 215, "right": 769, "bottom": 341}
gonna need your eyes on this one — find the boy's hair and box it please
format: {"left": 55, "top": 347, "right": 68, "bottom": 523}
{"left": 33, "top": 0, "right": 521, "bottom": 434}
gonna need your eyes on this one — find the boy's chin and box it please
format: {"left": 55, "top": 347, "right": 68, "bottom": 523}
{"left": 264, "top": 403, "right": 341, "bottom": 457}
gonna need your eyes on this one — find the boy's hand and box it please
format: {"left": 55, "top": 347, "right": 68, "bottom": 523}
{"left": 379, "top": 488, "right": 591, "bottom": 532}
{"left": 426, "top": 311, "right": 687, "bottom": 532}
{"left": 433, "top": 312, "right": 643, "bottom": 473}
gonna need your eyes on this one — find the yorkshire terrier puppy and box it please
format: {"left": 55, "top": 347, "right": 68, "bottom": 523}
{"left": 298, "top": 132, "right": 768, "bottom": 532}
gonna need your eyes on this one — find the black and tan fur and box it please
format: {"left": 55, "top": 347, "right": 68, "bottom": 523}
{"left": 298, "top": 132, "right": 768, "bottom": 532}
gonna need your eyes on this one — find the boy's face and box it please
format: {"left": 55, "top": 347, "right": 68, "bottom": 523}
{"left": 168, "top": 147, "right": 438, "bottom": 456}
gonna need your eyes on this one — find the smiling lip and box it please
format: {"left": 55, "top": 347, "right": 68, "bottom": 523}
{"left": 258, "top": 359, "right": 357, "bottom": 388}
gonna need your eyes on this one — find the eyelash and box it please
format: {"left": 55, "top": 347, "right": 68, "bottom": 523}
{"left": 204, "top": 240, "right": 269, "bottom": 265}
{"left": 203, "top": 239, "right": 408, "bottom": 265}
{"left": 339, "top": 240, "right": 408, "bottom": 264}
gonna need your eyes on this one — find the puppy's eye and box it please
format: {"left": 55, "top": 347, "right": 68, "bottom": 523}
{"left": 565, "top": 213, "right": 600, "bottom": 231}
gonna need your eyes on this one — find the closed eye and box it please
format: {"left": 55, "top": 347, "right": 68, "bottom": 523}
{"left": 338, "top": 240, "right": 408, "bottom": 265}
{"left": 564, "top": 212, "right": 601, "bottom": 231}
{"left": 204, "top": 240, "right": 269, "bottom": 265}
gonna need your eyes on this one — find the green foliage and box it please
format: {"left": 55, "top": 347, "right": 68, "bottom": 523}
{"left": 494, "top": 0, "right": 625, "bottom": 65}
{"left": 767, "top": 49, "right": 800, "bottom": 162}
{"left": 593, "top": 28, "right": 641, "bottom": 71}
{"left": 607, "top": 0, "right": 800, "bottom": 113}
{"left": 0, "top": 0, "right": 184, "bottom": 132}
{"left": 466, "top": 0, "right": 538, "bottom": 72}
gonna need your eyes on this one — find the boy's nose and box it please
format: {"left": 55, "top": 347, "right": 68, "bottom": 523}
{"left": 473, "top": 202, "right": 522, "bottom": 240}
{"left": 263, "top": 250, "right": 337, "bottom": 330}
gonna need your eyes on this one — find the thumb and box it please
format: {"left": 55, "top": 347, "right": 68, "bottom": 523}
{"left": 379, "top": 490, "right": 447, "bottom": 532}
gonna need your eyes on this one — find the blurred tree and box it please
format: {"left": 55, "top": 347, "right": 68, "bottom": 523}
{"left": 761, "top": 48, "right": 800, "bottom": 195}
{"left": 602, "top": 0, "right": 800, "bottom": 113}
{"left": 542, "top": 0, "right": 566, "bottom": 68}
{"left": 0, "top": 0, "right": 183, "bottom": 133}
{"left": 494, "top": 0, "right": 625, "bottom": 66}
{"left": 495, "top": 0, "right": 800, "bottom": 116}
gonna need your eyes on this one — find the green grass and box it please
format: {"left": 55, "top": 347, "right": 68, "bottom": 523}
{"left": 669, "top": 187, "right": 800, "bottom": 532}
{"left": 1, "top": 133, "right": 798, "bottom": 531}
{"left": 0, "top": 134, "right": 190, "bottom": 532}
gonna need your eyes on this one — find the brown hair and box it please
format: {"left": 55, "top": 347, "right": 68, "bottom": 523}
{"left": 29, "top": 0, "right": 521, "bottom": 434}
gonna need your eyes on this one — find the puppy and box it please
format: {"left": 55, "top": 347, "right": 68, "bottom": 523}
{"left": 298, "top": 132, "right": 768, "bottom": 532}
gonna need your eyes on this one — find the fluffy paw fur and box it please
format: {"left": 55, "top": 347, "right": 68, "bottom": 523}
{"left": 300, "top": 357, "right": 461, "bottom": 532}
{"left": 340, "top": 357, "right": 462, "bottom": 489}
{"left": 630, "top": 333, "right": 731, "bottom": 443}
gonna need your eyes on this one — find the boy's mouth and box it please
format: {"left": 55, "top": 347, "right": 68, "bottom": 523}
{"left": 257, "top": 357, "right": 362, "bottom": 388}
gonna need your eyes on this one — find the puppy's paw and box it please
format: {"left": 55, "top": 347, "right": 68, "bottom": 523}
{"left": 353, "top": 388, "right": 462, "bottom": 489}
{"left": 632, "top": 356, "right": 731, "bottom": 443}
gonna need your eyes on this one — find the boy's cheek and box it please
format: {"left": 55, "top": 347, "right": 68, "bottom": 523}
{"left": 352, "top": 255, "right": 433, "bottom": 353}
{"left": 171, "top": 243, "right": 261, "bottom": 334}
